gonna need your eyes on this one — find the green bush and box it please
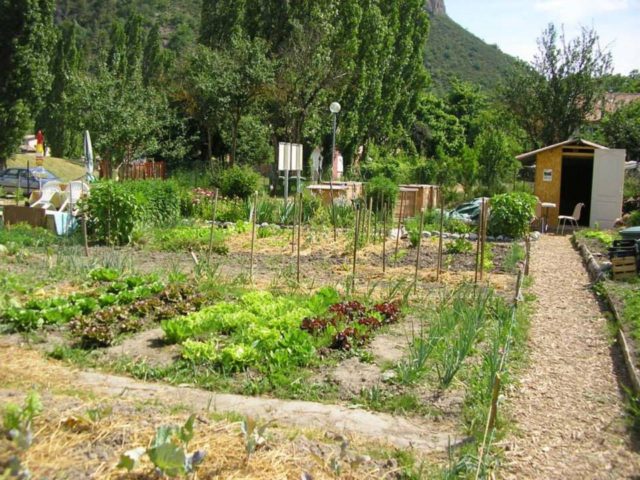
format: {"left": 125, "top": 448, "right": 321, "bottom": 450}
{"left": 629, "top": 210, "right": 640, "bottom": 226}
{"left": 85, "top": 181, "right": 140, "bottom": 245}
{"left": 365, "top": 176, "right": 399, "bottom": 213}
{"left": 216, "top": 199, "right": 247, "bottom": 222}
{"left": 488, "top": 192, "right": 537, "bottom": 239}
{"left": 124, "top": 179, "right": 182, "bottom": 227}
{"left": 218, "top": 165, "right": 261, "bottom": 200}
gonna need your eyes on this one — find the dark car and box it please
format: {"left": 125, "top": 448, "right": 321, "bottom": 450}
{"left": 0, "top": 167, "right": 60, "bottom": 195}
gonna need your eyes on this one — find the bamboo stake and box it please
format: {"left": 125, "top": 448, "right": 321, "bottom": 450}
{"left": 479, "top": 199, "right": 487, "bottom": 281}
{"left": 351, "top": 205, "right": 361, "bottom": 293}
{"left": 394, "top": 191, "right": 405, "bottom": 265}
{"left": 436, "top": 190, "right": 444, "bottom": 281}
{"left": 291, "top": 197, "right": 296, "bottom": 254}
{"left": 82, "top": 213, "right": 89, "bottom": 257}
{"left": 296, "top": 193, "right": 302, "bottom": 284}
{"left": 366, "top": 196, "right": 373, "bottom": 245}
{"left": 249, "top": 192, "right": 257, "bottom": 284}
{"left": 475, "top": 198, "right": 483, "bottom": 283}
{"left": 413, "top": 208, "right": 425, "bottom": 294}
{"left": 207, "top": 188, "right": 219, "bottom": 263}
{"left": 524, "top": 234, "right": 531, "bottom": 276}
{"left": 382, "top": 201, "right": 387, "bottom": 273}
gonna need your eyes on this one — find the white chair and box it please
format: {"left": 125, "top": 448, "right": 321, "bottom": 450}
{"left": 30, "top": 181, "right": 62, "bottom": 209}
{"left": 557, "top": 203, "right": 585, "bottom": 235}
{"left": 59, "top": 181, "right": 90, "bottom": 213}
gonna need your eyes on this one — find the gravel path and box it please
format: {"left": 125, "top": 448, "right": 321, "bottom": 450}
{"left": 502, "top": 235, "right": 640, "bottom": 479}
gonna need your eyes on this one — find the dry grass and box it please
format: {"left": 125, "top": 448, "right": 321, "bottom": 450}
{"left": 0, "top": 345, "right": 413, "bottom": 479}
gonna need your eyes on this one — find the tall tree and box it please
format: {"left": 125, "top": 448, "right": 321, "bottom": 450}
{"left": 0, "top": 0, "right": 56, "bottom": 169}
{"left": 503, "top": 24, "right": 612, "bottom": 147}
{"left": 38, "top": 21, "right": 82, "bottom": 158}
{"left": 600, "top": 101, "right": 640, "bottom": 161}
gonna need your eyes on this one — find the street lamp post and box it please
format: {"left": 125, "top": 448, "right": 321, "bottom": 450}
{"left": 329, "top": 101, "right": 341, "bottom": 241}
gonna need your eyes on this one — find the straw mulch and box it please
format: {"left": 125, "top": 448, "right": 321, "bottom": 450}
{"left": 0, "top": 345, "right": 412, "bottom": 479}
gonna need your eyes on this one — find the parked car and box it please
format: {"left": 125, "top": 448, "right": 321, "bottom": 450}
{"left": 0, "top": 167, "right": 60, "bottom": 195}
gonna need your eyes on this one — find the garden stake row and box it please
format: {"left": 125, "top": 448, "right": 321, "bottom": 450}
{"left": 207, "top": 188, "right": 219, "bottom": 263}
{"left": 413, "top": 208, "right": 425, "bottom": 294}
{"left": 297, "top": 192, "right": 302, "bottom": 284}
{"left": 475, "top": 268, "right": 524, "bottom": 480}
{"left": 436, "top": 188, "right": 444, "bottom": 281}
{"left": 394, "top": 191, "right": 405, "bottom": 265}
{"left": 249, "top": 192, "right": 257, "bottom": 284}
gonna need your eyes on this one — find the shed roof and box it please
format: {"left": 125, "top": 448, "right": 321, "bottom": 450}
{"left": 516, "top": 138, "right": 608, "bottom": 161}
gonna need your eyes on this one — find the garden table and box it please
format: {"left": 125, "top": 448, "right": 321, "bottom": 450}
{"left": 540, "top": 202, "right": 556, "bottom": 233}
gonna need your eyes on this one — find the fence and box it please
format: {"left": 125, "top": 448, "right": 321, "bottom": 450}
{"left": 118, "top": 161, "right": 166, "bottom": 180}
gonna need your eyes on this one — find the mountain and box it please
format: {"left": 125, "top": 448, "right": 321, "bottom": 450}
{"left": 424, "top": 5, "right": 520, "bottom": 94}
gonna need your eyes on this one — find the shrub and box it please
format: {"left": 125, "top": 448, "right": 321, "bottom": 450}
{"left": 488, "top": 192, "right": 537, "bottom": 239}
{"left": 85, "top": 181, "right": 140, "bottom": 245}
{"left": 218, "top": 165, "right": 261, "bottom": 200}
{"left": 216, "top": 199, "right": 247, "bottom": 222}
{"left": 365, "top": 176, "right": 399, "bottom": 213}
{"left": 124, "top": 179, "right": 182, "bottom": 226}
{"left": 629, "top": 210, "right": 640, "bottom": 226}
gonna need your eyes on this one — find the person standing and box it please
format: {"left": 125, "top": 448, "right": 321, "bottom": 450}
{"left": 333, "top": 149, "right": 344, "bottom": 180}
{"left": 310, "top": 146, "right": 323, "bottom": 183}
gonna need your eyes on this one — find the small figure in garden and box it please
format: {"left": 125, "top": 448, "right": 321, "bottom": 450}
{"left": 333, "top": 149, "right": 343, "bottom": 181}
{"left": 310, "top": 146, "right": 323, "bottom": 183}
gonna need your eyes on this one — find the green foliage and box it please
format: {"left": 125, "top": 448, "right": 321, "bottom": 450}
{"left": 488, "top": 192, "right": 537, "bottom": 239}
{"left": 365, "top": 176, "right": 399, "bottom": 213}
{"left": 2, "top": 391, "right": 42, "bottom": 450}
{"left": 218, "top": 165, "right": 261, "bottom": 200}
{"left": 0, "top": 224, "right": 57, "bottom": 249}
{"left": 503, "top": 24, "right": 612, "bottom": 146}
{"left": 124, "top": 179, "right": 182, "bottom": 227}
{"left": 446, "top": 238, "right": 473, "bottom": 254}
{"left": 148, "top": 226, "right": 228, "bottom": 254}
{"left": 0, "top": 0, "right": 56, "bottom": 169}
{"left": 118, "top": 414, "right": 205, "bottom": 476}
{"left": 600, "top": 101, "right": 640, "bottom": 161}
{"left": 85, "top": 181, "right": 140, "bottom": 245}
{"left": 503, "top": 243, "right": 526, "bottom": 273}
{"left": 629, "top": 211, "right": 640, "bottom": 227}
{"left": 582, "top": 229, "right": 616, "bottom": 247}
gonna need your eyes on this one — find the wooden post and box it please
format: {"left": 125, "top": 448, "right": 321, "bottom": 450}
{"left": 475, "top": 198, "right": 483, "bottom": 283}
{"left": 249, "top": 192, "right": 257, "bottom": 284}
{"left": 479, "top": 199, "right": 487, "bottom": 281}
{"left": 207, "top": 188, "right": 219, "bottom": 263}
{"left": 436, "top": 190, "right": 444, "bottom": 281}
{"left": 291, "top": 195, "right": 296, "bottom": 254}
{"left": 413, "top": 208, "right": 425, "bottom": 294}
{"left": 296, "top": 193, "right": 302, "bottom": 284}
{"left": 382, "top": 202, "right": 387, "bottom": 273}
{"left": 366, "top": 196, "right": 373, "bottom": 245}
{"left": 352, "top": 205, "right": 361, "bottom": 293}
{"left": 524, "top": 234, "right": 531, "bottom": 276}
{"left": 394, "top": 191, "right": 405, "bottom": 265}
{"left": 82, "top": 213, "right": 89, "bottom": 257}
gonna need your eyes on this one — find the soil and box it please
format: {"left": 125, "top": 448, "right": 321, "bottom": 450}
{"left": 501, "top": 235, "right": 640, "bottom": 479}
{"left": 102, "top": 327, "right": 180, "bottom": 367}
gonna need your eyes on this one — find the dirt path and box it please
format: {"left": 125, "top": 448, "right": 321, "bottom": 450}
{"left": 502, "top": 235, "right": 640, "bottom": 479}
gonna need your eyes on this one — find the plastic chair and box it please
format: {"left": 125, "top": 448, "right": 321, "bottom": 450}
{"left": 557, "top": 203, "right": 585, "bottom": 235}
{"left": 30, "top": 181, "right": 62, "bottom": 209}
{"left": 59, "top": 181, "right": 90, "bottom": 213}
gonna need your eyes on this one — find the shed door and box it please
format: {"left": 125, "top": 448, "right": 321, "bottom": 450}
{"left": 590, "top": 149, "right": 625, "bottom": 228}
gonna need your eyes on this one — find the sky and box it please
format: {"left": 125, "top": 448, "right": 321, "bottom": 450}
{"left": 446, "top": 0, "right": 640, "bottom": 74}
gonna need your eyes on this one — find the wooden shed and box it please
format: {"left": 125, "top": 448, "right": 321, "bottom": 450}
{"left": 516, "top": 139, "right": 626, "bottom": 229}
{"left": 394, "top": 184, "right": 441, "bottom": 220}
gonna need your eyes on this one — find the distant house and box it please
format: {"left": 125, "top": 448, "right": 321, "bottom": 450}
{"left": 21, "top": 135, "right": 36, "bottom": 153}
{"left": 588, "top": 92, "right": 640, "bottom": 122}
{"left": 517, "top": 138, "right": 626, "bottom": 229}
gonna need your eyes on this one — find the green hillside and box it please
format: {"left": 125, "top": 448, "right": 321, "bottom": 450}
{"left": 424, "top": 12, "right": 519, "bottom": 94}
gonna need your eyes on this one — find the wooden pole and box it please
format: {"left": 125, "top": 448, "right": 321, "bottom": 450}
{"left": 382, "top": 202, "right": 387, "bottom": 273}
{"left": 351, "top": 205, "right": 361, "bottom": 293}
{"left": 524, "top": 233, "right": 531, "bottom": 276}
{"left": 82, "top": 213, "right": 89, "bottom": 257}
{"left": 394, "top": 191, "right": 404, "bottom": 265}
{"left": 436, "top": 190, "right": 444, "bottom": 281}
{"left": 475, "top": 198, "right": 483, "bottom": 283}
{"left": 291, "top": 195, "right": 296, "bottom": 254}
{"left": 207, "top": 188, "right": 219, "bottom": 263}
{"left": 249, "top": 192, "right": 257, "bottom": 284}
{"left": 296, "top": 193, "right": 302, "bottom": 284}
{"left": 479, "top": 199, "right": 487, "bottom": 281}
{"left": 413, "top": 208, "right": 425, "bottom": 294}
{"left": 366, "top": 196, "right": 373, "bottom": 245}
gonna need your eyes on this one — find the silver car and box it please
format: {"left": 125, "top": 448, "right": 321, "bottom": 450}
{"left": 0, "top": 167, "right": 60, "bottom": 195}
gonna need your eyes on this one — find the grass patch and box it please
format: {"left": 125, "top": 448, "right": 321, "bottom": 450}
{"left": 8, "top": 154, "right": 85, "bottom": 181}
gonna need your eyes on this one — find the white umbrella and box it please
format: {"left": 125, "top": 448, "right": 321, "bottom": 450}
{"left": 83, "top": 130, "right": 94, "bottom": 180}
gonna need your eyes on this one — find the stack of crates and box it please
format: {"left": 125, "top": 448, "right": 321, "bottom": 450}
{"left": 608, "top": 239, "right": 639, "bottom": 281}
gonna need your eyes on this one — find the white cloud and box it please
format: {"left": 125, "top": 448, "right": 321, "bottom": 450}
{"left": 534, "top": 0, "right": 631, "bottom": 23}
